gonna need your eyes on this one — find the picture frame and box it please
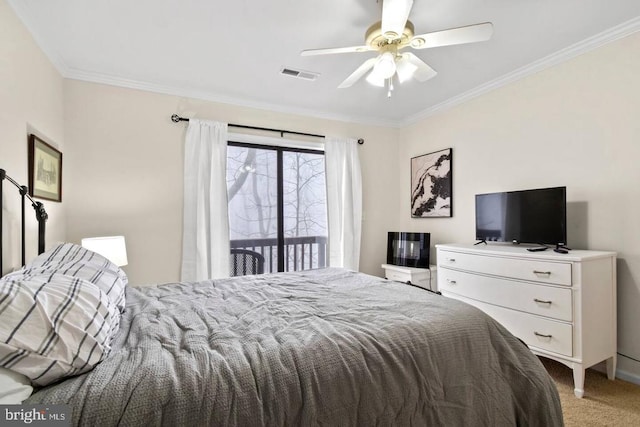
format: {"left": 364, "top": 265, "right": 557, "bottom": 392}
{"left": 28, "top": 134, "right": 62, "bottom": 202}
{"left": 410, "top": 148, "right": 452, "bottom": 218}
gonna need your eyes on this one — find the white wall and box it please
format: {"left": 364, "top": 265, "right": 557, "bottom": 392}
{"left": 398, "top": 32, "right": 640, "bottom": 381}
{"left": 63, "top": 80, "right": 400, "bottom": 285}
{"left": 0, "top": 0, "right": 66, "bottom": 274}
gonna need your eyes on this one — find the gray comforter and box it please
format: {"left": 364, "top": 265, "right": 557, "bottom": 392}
{"left": 27, "top": 268, "right": 563, "bottom": 426}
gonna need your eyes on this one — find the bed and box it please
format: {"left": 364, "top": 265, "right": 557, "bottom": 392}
{"left": 0, "top": 243, "right": 564, "bottom": 426}
{"left": 1, "top": 171, "right": 562, "bottom": 426}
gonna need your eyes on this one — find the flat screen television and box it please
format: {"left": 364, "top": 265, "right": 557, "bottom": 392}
{"left": 475, "top": 186, "right": 567, "bottom": 245}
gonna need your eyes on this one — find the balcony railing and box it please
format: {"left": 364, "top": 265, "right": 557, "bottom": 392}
{"left": 230, "top": 236, "right": 327, "bottom": 274}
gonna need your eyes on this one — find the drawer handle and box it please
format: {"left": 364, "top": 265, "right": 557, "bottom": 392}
{"left": 534, "top": 298, "right": 552, "bottom": 305}
{"left": 446, "top": 279, "right": 457, "bottom": 285}
{"left": 533, "top": 270, "right": 552, "bottom": 276}
{"left": 534, "top": 332, "right": 553, "bottom": 339}
{"left": 447, "top": 258, "right": 456, "bottom": 262}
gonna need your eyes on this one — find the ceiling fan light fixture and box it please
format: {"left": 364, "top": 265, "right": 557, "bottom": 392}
{"left": 373, "top": 52, "right": 397, "bottom": 79}
{"left": 395, "top": 57, "right": 418, "bottom": 83}
{"left": 301, "top": 0, "right": 492, "bottom": 92}
{"left": 365, "top": 69, "right": 386, "bottom": 87}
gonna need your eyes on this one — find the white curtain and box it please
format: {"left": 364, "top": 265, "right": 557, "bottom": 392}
{"left": 181, "top": 119, "right": 230, "bottom": 281}
{"left": 324, "top": 136, "right": 363, "bottom": 271}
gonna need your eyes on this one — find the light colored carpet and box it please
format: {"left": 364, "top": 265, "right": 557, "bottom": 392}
{"left": 540, "top": 357, "right": 640, "bottom": 426}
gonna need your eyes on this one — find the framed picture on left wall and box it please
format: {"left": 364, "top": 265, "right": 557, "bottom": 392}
{"left": 28, "top": 134, "right": 62, "bottom": 202}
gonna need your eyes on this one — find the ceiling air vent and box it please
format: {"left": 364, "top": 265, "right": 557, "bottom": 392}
{"left": 280, "top": 67, "right": 319, "bottom": 81}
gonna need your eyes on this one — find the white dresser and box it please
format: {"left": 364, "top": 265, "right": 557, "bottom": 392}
{"left": 436, "top": 243, "right": 617, "bottom": 398}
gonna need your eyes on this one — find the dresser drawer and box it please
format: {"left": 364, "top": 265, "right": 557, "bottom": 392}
{"left": 446, "top": 294, "right": 573, "bottom": 357}
{"left": 438, "top": 249, "right": 572, "bottom": 286}
{"left": 439, "top": 269, "right": 572, "bottom": 321}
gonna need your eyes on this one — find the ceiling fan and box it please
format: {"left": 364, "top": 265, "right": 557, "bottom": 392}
{"left": 301, "top": 0, "right": 493, "bottom": 96}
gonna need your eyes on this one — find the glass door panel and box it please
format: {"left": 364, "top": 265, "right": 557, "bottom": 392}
{"left": 227, "top": 145, "right": 278, "bottom": 273}
{"left": 282, "top": 151, "right": 327, "bottom": 271}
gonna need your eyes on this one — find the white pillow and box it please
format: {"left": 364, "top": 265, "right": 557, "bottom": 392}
{"left": 0, "top": 272, "right": 121, "bottom": 386}
{"left": 0, "top": 367, "right": 33, "bottom": 404}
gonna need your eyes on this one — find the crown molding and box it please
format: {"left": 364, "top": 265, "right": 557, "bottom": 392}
{"left": 402, "top": 16, "right": 640, "bottom": 127}
{"left": 61, "top": 14, "right": 640, "bottom": 130}
{"left": 7, "top": 1, "right": 395, "bottom": 128}
{"left": 9, "top": 0, "right": 639, "bottom": 130}
{"left": 64, "top": 68, "right": 400, "bottom": 128}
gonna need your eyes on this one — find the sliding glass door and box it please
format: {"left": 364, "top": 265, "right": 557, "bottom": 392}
{"left": 226, "top": 142, "right": 327, "bottom": 273}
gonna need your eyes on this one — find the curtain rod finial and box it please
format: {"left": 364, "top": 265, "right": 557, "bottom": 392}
{"left": 171, "top": 114, "right": 181, "bottom": 123}
{"left": 357, "top": 138, "right": 364, "bottom": 145}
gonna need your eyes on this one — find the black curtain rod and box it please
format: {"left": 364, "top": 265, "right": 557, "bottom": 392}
{"left": 171, "top": 114, "right": 364, "bottom": 145}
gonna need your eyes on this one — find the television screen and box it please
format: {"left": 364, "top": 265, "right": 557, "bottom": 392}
{"left": 475, "top": 187, "right": 566, "bottom": 245}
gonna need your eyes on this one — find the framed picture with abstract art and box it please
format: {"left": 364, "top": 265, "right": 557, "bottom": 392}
{"left": 28, "top": 134, "right": 62, "bottom": 202}
{"left": 410, "top": 148, "right": 452, "bottom": 218}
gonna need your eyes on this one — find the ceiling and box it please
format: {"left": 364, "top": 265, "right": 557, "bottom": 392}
{"left": 9, "top": 0, "right": 640, "bottom": 127}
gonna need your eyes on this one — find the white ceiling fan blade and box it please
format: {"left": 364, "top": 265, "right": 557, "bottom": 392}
{"left": 411, "top": 22, "right": 493, "bottom": 49}
{"left": 402, "top": 53, "right": 437, "bottom": 82}
{"left": 301, "top": 45, "right": 371, "bottom": 56}
{"left": 338, "top": 57, "right": 378, "bottom": 88}
{"left": 381, "top": 0, "right": 414, "bottom": 40}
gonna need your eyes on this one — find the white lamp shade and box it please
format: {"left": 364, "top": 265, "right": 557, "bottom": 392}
{"left": 395, "top": 56, "right": 418, "bottom": 83}
{"left": 373, "top": 52, "right": 397, "bottom": 79}
{"left": 365, "top": 69, "right": 386, "bottom": 87}
{"left": 81, "top": 236, "right": 128, "bottom": 267}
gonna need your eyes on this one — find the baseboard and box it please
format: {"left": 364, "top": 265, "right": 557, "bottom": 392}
{"left": 591, "top": 358, "right": 640, "bottom": 386}
{"left": 615, "top": 368, "right": 640, "bottom": 386}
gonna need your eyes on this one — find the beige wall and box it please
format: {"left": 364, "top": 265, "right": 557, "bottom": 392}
{"left": 63, "top": 80, "right": 400, "bottom": 285}
{"left": 398, "top": 32, "right": 640, "bottom": 381}
{"left": 0, "top": 0, "right": 66, "bottom": 274}
{"left": 7, "top": 0, "right": 638, "bottom": 381}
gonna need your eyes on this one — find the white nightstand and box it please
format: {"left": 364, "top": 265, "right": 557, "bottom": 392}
{"left": 381, "top": 264, "right": 438, "bottom": 293}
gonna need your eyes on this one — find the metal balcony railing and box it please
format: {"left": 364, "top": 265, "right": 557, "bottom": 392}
{"left": 230, "top": 236, "right": 327, "bottom": 273}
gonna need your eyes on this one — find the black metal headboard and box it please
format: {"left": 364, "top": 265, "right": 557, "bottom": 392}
{"left": 0, "top": 168, "right": 48, "bottom": 274}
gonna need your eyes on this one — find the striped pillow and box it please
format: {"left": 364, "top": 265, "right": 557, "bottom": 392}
{"left": 22, "top": 243, "right": 127, "bottom": 313}
{"left": 0, "top": 272, "right": 121, "bottom": 386}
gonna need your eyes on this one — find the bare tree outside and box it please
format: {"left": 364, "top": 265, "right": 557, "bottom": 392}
{"left": 226, "top": 145, "right": 327, "bottom": 273}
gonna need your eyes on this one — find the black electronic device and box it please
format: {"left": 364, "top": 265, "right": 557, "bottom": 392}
{"left": 475, "top": 186, "right": 567, "bottom": 246}
{"left": 387, "top": 232, "right": 430, "bottom": 268}
{"left": 553, "top": 243, "right": 571, "bottom": 254}
{"left": 526, "top": 246, "right": 548, "bottom": 252}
